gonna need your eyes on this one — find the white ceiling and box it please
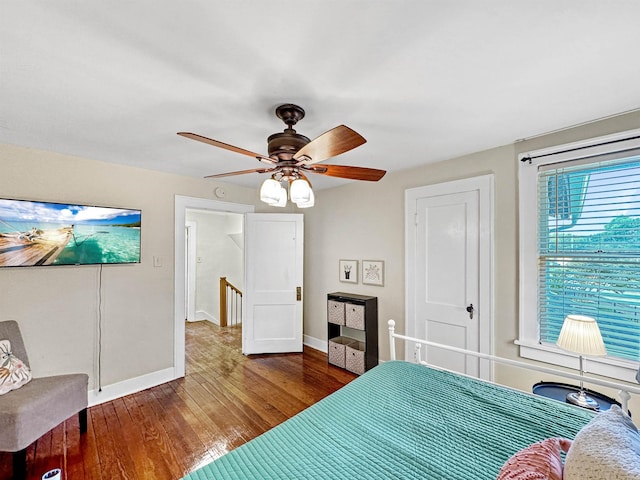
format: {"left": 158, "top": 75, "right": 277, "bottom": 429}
{"left": 2, "top": 1, "right": 640, "bottom": 190}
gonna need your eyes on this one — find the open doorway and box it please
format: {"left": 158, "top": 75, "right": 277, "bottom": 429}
{"left": 174, "top": 196, "right": 254, "bottom": 378}
{"left": 185, "top": 209, "right": 244, "bottom": 325}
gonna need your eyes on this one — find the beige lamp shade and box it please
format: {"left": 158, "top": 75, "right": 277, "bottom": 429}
{"left": 556, "top": 314, "right": 607, "bottom": 356}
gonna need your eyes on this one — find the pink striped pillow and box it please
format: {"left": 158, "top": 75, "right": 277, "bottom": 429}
{"left": 497, "top": 437, "right": 572, "bottom": 480}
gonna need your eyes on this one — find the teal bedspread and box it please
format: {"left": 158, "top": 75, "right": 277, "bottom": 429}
{"left": 183, "top": 361, "right": 594, "bottom": 479}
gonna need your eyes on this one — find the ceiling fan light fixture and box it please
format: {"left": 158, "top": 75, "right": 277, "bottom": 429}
{"left": 295, "top": 188, "right": 315, "bottom": 208}
{"left": 290, "top": 178, "right": 312, "bottom": 204}
{"left": 260, "top": 178, "right": 282, "bottom": 204}
{"left": 274, "top": 185, "right": 288, "bottom": 207}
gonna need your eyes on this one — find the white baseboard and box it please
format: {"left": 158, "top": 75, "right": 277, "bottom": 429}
{"left": 88, "top": 367, "right": 175, "bottom": 406}
{"left": 304, "top": 334, "right": 326, "bottom": 353}
{"left": 89, "top": 336, "right": 326, "bottom": 406}
{"left": 196, "top": 310, "right": 218, "bottom": 324}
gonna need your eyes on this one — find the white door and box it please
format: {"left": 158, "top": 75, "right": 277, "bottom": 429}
{"left": 243, "top": 213, "right": 304, "bottom": 354}
{"left": 406, "top": 175, "right": 493, "bottom": 380}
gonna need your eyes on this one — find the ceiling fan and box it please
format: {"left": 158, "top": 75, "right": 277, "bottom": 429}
{"left": 177, "top": 104, "right": 386, "bottom": 195}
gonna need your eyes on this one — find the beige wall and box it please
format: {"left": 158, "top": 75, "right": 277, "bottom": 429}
{"left": 0, "top": 143, "right": 258, "bottom": 390}
{"left": 304, "top": 145, "right": 516, "bottom": 361}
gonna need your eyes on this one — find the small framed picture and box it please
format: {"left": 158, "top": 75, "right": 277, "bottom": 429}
{"left": 339, "top": 259, "right": 358, "bottom": 283}
{"left": 362, "top": 260, "right": 384, "bottom": 286}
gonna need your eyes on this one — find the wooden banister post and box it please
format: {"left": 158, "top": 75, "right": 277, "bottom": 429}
{"left": 220, "top": 277, "right": 228, "bottom": 327}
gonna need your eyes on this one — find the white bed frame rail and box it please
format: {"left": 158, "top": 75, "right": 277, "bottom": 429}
{"left": 388, "top": 319, "right": 640, "bottom": 413}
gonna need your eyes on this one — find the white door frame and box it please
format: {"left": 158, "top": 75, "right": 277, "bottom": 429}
{"left": 185, "top": 221, "right": 197, "bottom": 322}
{"left": 174, "top": 195, "right": 254, "bottom": 378}
{"left": 405, "top": 174, "right": 494, "bottom": 379}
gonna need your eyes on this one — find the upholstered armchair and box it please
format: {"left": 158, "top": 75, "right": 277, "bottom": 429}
{"left": 0, "top": 320, "right": 88, "bottom": 479}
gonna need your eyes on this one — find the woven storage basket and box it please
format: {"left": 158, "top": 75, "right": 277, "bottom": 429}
{"left": 346, "top": 341, "right": 366, "bottom": 375}
{"left": 345, "top": 303, "right": 365, "bottom": 330}
{"left": 327, "top": 300, "right": 346, "bottom": 325}
{"left": 328, "top": 336, "right": 355, "bottom": 368}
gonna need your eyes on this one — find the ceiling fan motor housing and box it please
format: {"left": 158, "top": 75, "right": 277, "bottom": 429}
{"left": 267, "top": 130, "right": 310, "bottom": 160}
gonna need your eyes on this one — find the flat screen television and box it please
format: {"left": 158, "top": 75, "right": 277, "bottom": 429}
{"left": 0, "top": 198, "right": 141, "bottom": 267}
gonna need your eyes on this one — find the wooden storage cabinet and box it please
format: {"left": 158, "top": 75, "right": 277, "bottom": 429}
{"left": 327, "top": 292, "right": 378, "bottom": 374}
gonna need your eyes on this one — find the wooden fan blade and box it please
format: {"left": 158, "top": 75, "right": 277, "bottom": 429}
{"left": 178, "top": 132, "right": 275, "bottom": 164}
{"left": 204, "top": 167, "right": 275, "bottom": 179}
{"left": 293, "top": 125, "right": 365, "bottom": 165}
{"left": 303, "top": 164, "right": 386, "bottom": 181}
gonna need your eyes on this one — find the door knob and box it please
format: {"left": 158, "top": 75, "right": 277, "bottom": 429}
{"left": 466, "top": 304, "right": 474, "bottom": 319}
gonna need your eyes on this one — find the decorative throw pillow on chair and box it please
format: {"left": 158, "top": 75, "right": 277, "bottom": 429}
{"left": 0, "top": 339, "right": 32, "bottom": 395}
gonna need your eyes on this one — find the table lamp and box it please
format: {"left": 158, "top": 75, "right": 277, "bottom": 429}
{"left": 556, "top": 314, "right": 607, "bottom": 410}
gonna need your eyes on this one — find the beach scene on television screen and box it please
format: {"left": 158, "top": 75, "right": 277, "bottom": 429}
{"left": 0, "top": 199, "right": 141, "bottom": 267}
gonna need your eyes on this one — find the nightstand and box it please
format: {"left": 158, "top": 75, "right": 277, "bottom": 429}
{"left": 533, "top": 381, "right": 627, "bottom": 413}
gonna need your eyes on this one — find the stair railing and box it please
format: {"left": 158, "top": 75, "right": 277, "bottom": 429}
{"left": 220, "top": 277, "right": 242, "bottom": 327}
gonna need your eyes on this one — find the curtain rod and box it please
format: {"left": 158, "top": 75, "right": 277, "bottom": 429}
{"left": 520, "top": 134, "right": 640, "bottom": 164}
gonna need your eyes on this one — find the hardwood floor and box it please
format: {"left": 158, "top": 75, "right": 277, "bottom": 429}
{"left": 0, "top": 321, "right": 356, "bottom": 480}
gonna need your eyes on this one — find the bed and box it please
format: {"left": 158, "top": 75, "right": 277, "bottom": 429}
{"left": 182, "top": 323, "right": 640, "bottom": 480}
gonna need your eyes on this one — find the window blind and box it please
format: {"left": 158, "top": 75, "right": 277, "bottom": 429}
{"left": 538, "top": 156, "right": 640, "bottom": 362}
